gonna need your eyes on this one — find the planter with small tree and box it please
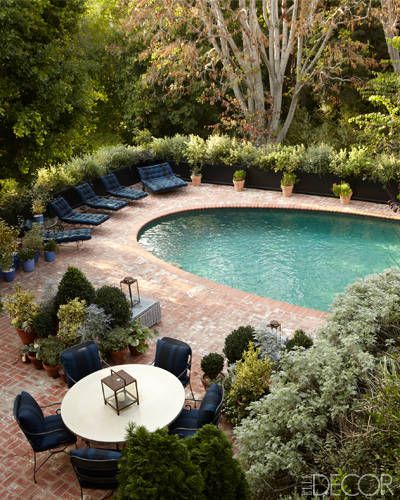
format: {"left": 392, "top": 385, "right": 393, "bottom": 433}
{"left": 233, "top": 170, "right": 246, "bottom": 192}
{"left": 200, "top": 352, "right": 225, "bottom": 388}
{"left": 100, "top": 326, "right": 132, "bottom": 364}
{"left": 44, "top": 240, "right": 57, "bottom": 262}
{"left": 19, "top": 248, "right": 36, "bottom": 272}
{"left": 332, "top": 182, "right": 353, "bottom": 204}
{"left": 190, "top": 166, "right": 202, "bottom": 186}
{"left": 0, "top": 219, "right": 19, "bottom": 282}
{"left": 4, "top": 286, "right": 38, "bottom": 344}
{"left": 280, "top": 172, "right": 297, "bottom": 197}
{"left": 22, "top": 223, "right": 44, "bottom": 263}
{"left": 25, "top": 343, "right": 43, "bottom": 369}
{"left": 32, "top": 198, "right": 46, "bottom": 225}
{"left": 37, "top": 336, "right": 65, "bottom": 378}
{"left": 57, "top": 298, "right": 87, "bottom": 347}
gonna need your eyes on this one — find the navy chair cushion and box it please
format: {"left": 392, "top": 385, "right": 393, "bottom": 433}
{"left": 75, "top": 183, "right": 97, "bottom": 201}
{"left": 71, "top": 448, "right": 122, "bottom": 461}
{"left": 37, "top": 414, "right": 76, "bottom": 452}
{"left": 66, "top": 212, "right": 109, "bottom": 225}
{"left": 75, "top": 183, "right": 128, "bottom": 210}
{"left": 15, "top": 391, "right": 45, "bottom": 435}
{"left": 100, "top": 173, "right": 121, "bottom": 191}
{"left": 61, "top": 341, "right": 102, "bottom": 388}
{"left": 43, "top": 228, "right": 92, "bottom": 244}
{"left": 137, "top": 163, "right": 187, "bottom": 193}
{"left": 154, "top": 337, "right": 191, "bottom": 386}
{"left": 197, "top": 383, "right": 223, "bottom": 427}
{"left": 138, "top": 163, "right": 174, "bottom": 180}
{"left": 49, "top": 197, "right": 74, "bottom": 218}
{"left": 100, "top": 174, "right": 148, "bottom": 200}
{"left": 70, "top": 448, "right": 121, "bottom": 490}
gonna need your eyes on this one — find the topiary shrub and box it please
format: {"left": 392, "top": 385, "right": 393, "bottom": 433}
{"left": 77, "top": 304, "right": 111, "bottom": 342}
{"left": 55, "top": 266, "right": 95, "bottom": 308}
{"left": 32, "top": 298, "right": 58, "bottom": 338}
{"left": 94, "top": 286, "right": 131, "bottom": 327}
{"left": 223, "top": 325, "right": 255, "bottom": 364}
{"left": 285, "top": 329, "right": 313, "bottom": 351}
{"left": 201, "top": 353, "right": 224, "bottom": 379}
{"left": 186, "top": 424, "right": 250, "bottom": 500}
{"left": 117, "top": 425, "right": 204, "bottom": 500}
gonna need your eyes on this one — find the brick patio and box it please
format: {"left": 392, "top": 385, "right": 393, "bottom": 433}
{"left": 0, "top": 183, "right": 397, "bottom": 498}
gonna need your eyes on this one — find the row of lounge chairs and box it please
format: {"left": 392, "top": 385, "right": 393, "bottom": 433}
{"left": 44, "top": 164, "right": 187, "bottom": 245}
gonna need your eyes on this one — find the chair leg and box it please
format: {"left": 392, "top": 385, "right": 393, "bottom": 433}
{"left": 32, "top": 447, "right": 69, "bottom": 483}
{"left": 33, "top": 452, "right": 37, "bottom": 483}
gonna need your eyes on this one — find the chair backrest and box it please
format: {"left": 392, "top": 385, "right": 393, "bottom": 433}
{"left": 49, "top": 197, "right": 74, "bottom": 218}
{"left": 137, "top": 163, "right": 173, "bottom": 181}
{"left": 60, "top": 341, "right": 102, "bottom": 388}
{"left": 75, "top": 183, "right": 97, "bottom": 202}
{"left": 154, "top": 337, "right": 191, "bottom": 384}
{"left": 13, "top": 391, "right": 45, "bottom": 451}
{"left": 100, "top": 173, "right": 120, "bottom": 191}
{"left": 70, "top": 448, "right": 122, "bottom": 491}
{"left": 197, "top": 383, "right": 224, "bottom": 427}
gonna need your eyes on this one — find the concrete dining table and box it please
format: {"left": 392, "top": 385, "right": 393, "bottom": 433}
{"left": 61, "top": 364, "right": 185, "bottom": 444}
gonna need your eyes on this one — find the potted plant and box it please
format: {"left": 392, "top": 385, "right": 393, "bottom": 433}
{"left": 233, "top": 169, "right": 246, "bottom": 192}
{"left": 44, "top": 240, "right": 57, "bottom": 262}
{"left": 100, "top": 326, "right": 132, "bottom": 364}
{"left": 128, "top": 320, "right": 158, "bottom": 356}
{"left": 201, "top": 352, "right": 225, "bottom": 388}
{"left": 332, "top": 182, "right": 353, "bottom": 204}
{"left": 57, "top": 298, "right": 87, "bottom": 347}
{"left": 25, "top": 343, "right": 44, "bottom": 370}
{"left": 19, "top": 248, "right": 36, "bottom": 272}
{"left": 37, "top": 336, "right": 64, "bottom": 378}
{"left": 190, "top": 165, "right": 202, "bottom": 186}
{"left": 22, "top": 224, "right": 44, "bottom": 263}
{"left": 280, "top": 172, "right": 297, "bottom": 197}
{"left": 4, "top": 285, "right": 38, "bottom": 344}
{"left": 0, "top": 220, "right": 19, "bottom": 282}
{"left": 32, "top": 198, "right": 46, "bottom": 225}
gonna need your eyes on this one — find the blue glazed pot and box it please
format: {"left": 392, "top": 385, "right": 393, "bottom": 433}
{"left": 22, "top": 259, "right": 35, "bottom": 272}
{"left": 33, "top": 214, "right": 44, "bottom": 225}
{"left": 44, "top": 250, "right": 56, "bottom": 262}
{"left": 3, "top": 268, "right": 16, "bottom": 282}
{"left": 34, "top": 251, "right": 40, "bottom": 263}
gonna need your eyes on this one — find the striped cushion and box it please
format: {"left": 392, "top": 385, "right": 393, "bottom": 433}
{"left": 71, "top": 448, "right": 122, "bottom": 461}
{"left": 143, "top": 175, "right": 187, "bottom": 193}
{"left": 43, "top": 228, "right": 92, "bottom": 244}
{"left": 138, "top": 163, "right": 174, "bottom": 180}
{"left": 62, "top": 212, "right": 109, "bottom": 226}
{"left": 154, "top": 337, "right": 191, "bottom": 386}
{"left": 61, "top": 341, "right": 102, "bottom": 387}
{"left": 197, "top": 384, "right": 223, "bottom": 426}
{"left": 75, "top": 183, "right": 97, "bottom": 202}
{"left": 49, "top": 197, "right": 74, "bottom": 218}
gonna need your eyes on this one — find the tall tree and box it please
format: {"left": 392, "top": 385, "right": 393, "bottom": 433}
{"left": 379, "top": 0, "right": 400, "bottom": 72}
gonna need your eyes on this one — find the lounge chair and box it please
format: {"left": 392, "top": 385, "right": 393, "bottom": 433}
{"left": 75, "top": 182, "right": 128, "bottom": 211}
{"left": 49, "top": 197, "right": 109, "bottom": 226}
{"left": 137, "top": 163, "right": 187, "bottom": 193}
{"left": 100, "top": 173, "right": 148, "bottom": 201}
{"left": 43, "top": 227, "right": 92, "bottom": 245}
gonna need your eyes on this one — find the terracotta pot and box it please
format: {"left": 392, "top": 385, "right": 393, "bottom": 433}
{"left": 340, "top": 193, "right": 352, "bottom": 205}
{"left": 233, "top": 179, "right": 245, "bottom": 192}
{"left": 43, "top": 364, "right": 60, "bottom": 378}
{"left": 201, "top": 372, "right": 225, "bottom": 389}
{"left": 27, "top": 353, "right": 43, "bottom": 370}
{"left": 16, "top": 327, "right": 36, "bottom": 345}
{"left": 110, "top": 347, "right": 128, "bottom": 365}
{"left": 281, "top": 184, "right": 294, "bottom": 197}
{"left": 191, "top": 174, "right": 202, "bottom": 186}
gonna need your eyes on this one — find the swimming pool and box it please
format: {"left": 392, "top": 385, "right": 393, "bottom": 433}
{"left": 138, "top": 208, "right": 400, "bottom": 311}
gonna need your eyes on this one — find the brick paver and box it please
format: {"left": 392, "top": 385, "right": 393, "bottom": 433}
{"left": 0, "top": 183, "right": 397, "bottom": 498}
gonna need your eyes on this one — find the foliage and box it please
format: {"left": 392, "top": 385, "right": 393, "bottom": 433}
{"left": 100, "top": 326, "right": 133, "bottom": 354}
{"left": 223, "top": 325, "right": 255, "bottom": 364}
{"left": 77, "top": 303, "right": 111, "bottom": 342}
{"left": 0, "top": 179, "right": 31, "bottom": 225}
{"left": 253, "top": 327, "right": 286, "bottom": 362}
{"left": 233, "top": 170, "right": 246, "bottom": 181}
{"left": 57, "top": 298, "right": 86, "bottom": 346}
{"left": 32, "top": 297, "right": 58, "bottom": 338}
{"left": 18, "top": 248, "right": 36, "bottom": 262}
{"left": 94, "top": 285, "right": 131, "bottom": 327}
{"left": 36, "top": 336, "right": 64, "bottom": 366}
{"left": 332, "top": 182, "right": 352, "bottom": 197}
{"left": 270, "top": 145, "right": 305, "bottom": 173}
{"left": 299, "top": 143, "right": 335, "bottom": 176}
{"left": 0, "top": 219, "right": 18, "bottom": 269}
{"left": 285, "top": 330, "right": 314, "bottom": 352}
{"left": 201, "top": 353, "right": 225, "bottom": 379}
{"left": 281, "top": 172, "right": 297, "bottom": 187}
{"left": 44, "top": 240, "right": 57, "bottom": 252}
{"left": 22, "top": 224, "right": 43, "bottom": 253}
{"left": 372, "top": 153, "right": 400, "bottom": 184}
{"left": 224, "top": 343, "right": 272, "bottom": 425}
{"left": 128, "top": 320, "right": 157, "bottom": 354}
{"left": 206, "top": 135, "right": 234, "bottom": 166}
{"left": 184, "top": 135, "right": 207, "bottom": 168}
{"left": 235, "top": 269, "right": 400, "bottom": 498}
{"left": 4, "top": 285, "right": 38, "bottom": 331}
{"left": 186, "top": 425, "right": 250, "bottom": 500}
{"left": 117, "top": 425, "right": 204, "bottom": 500}
{"left": 331, "top": 146, "right": 374, "bottom": 179}
{"left": 55, "top": 266, "right": 95, "bottom": 308}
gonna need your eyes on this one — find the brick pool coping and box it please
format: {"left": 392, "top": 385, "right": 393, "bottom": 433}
{"left": 0, "top": 183, "right": 398, "bottom": 498}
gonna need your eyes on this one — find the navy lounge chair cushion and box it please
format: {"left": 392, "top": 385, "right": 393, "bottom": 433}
{"left": 75, "top": 183, "right": 128, "bottom": 211}
{"left": 137, "top": 163, "right": 187, "bottom": 193}
{"left": 49, "top": 197, "right": 109, "bottom": 226}
{"left": 61, "top": 341, "right": 102, "bottom": 388}
{"left": 154, "top": 337, "right": 191, "bottom": 386}
{"left": 14, "top": 391, "right": 76, "bottom": 452}
{"left": 43, "top": 228, "right": 92, "bottom": 244}
{"left": 100, "top": 173, "right": 148, "bottom": 201}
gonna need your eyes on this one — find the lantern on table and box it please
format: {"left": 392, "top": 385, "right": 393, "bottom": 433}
{"left": 101, "top": 369, "right": 139, "bottom": 415}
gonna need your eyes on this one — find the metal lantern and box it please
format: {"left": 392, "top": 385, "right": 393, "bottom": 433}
{"left": 101, "top": 369, "right": 139, "bottom": 415}
{"left": 120, "top": 276, "right": 140, "bottom": 307}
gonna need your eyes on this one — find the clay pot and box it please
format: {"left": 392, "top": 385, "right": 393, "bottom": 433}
{"left": 16, "top": 328, "right": 36, "bottom": 345}
{"left": 281, "top": 185, "right": 294, "bottom": 197}
{"left": 43, "top": 364, "right": 60, "bottom": 378}
{"left": 110, "top": 347, "right": 128, "bottom": 365}
{"left": 27, "top": 353, "right": 43, "bottom": 370}
{"left": 233, "top": 180, "right": 245, "bottom": 192}
{"left": 191, "top": 174, "right": 202, "bottom": 186}
{"left": 340, "top": 193, "right": 352, "bottom": 205}
{"left": 201, "top": 372, "right": 225, "bottom": 389}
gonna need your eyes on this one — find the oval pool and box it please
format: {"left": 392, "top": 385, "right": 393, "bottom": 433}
{"left": 138, "top": 208, "right": 400, "bottom": 311}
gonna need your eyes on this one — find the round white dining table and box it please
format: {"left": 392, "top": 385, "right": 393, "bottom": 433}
{"left": 61, "top": 364, "right": 185, "bottom": 443}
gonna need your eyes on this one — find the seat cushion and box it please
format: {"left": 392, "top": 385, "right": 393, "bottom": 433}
{"left": 15, "top": 391, "right": 45, "bottom": 434}
{"left": 197, "top": 384, "right": 223, "bottom": 427}
{"left": 43, "top": 228, "right": 92, "bottom": 244}
{"left": 36, "top": 414, "right": 76, "bottom": 452}
{"left": 100, "top": 173, "right": 121, "bottom": 191}
{"left": 71, "top": 448, "right": 122, "bottom": 461}
{"left": 61, "top": 341, "right": 102, "bottom": 388}
{"left": 63, "top": 212, "right": 109, "bottom": 226}
{"left": 109, "top": 187, "right": 148, "bottom": 200}
{"left": 138, "top": 163, "right": 174, "bottom": 180}
{"left": 154, "top": 337, "right": 191, "bottom": 384}
{"left": 70, "top": 448, "right": 121, "bottom": 489}
{"left": 49, "top": 197, "right": 74, "bottom": 218}
{"left": 143, "top": 175, "right": 187, "bottom": 193}
{"left": 85, "top": 197, "right": 127, "bottom": 211}
{"left": 75, "top": 183, "right": 97, "bottom": 202}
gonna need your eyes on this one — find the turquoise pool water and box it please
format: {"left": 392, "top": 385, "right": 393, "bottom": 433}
{"left": 138, "top": 208, "right": 400, "bottom": 311}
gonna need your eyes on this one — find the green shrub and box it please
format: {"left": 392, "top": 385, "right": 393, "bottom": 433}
{"left": 32, "top": 298, "right": 58, "bottom": 338}
{"left": 22, "top": 224, "right": 43, "bottom": 253}
{"left": 95, "top": 285, "right": 131, "bottom": 327}
{"left": 78, "top": 304, "right": 111, "bottom": 342}
{"left": 281, "top": 171, "right": 297, "bottom": 186}
{"left": 57, "top": 298, "right": 87, "bottom": 345}
{"left": 55, "top": 266, "right": 95, "bottom": 308}
{"left": 201, "top": 353, "right": 224, "bottom": 379}
{"left": 117, "top": 425, "right": 204, "bottom": 500}
{"left": 300, "top": 143, "right": 335, "bottom": 176}
{"left": 36, "top": 336, "right": 64, "bottom": 366}
{"left": 331, "top": 146, "right": 374, "bottom": 179}
{"left": 270, "top": 144, "right": 305, "bottom": 173}
{"left": 285, "top": 329, "right": 313, "bottom": 351}
{"left": 99, "top": 326, "right": 132, "bottom": 355}
{"left": 223, "top": 325, "right": 255, "bottom": 364}
{"left": 150, "top": 135, "right": 188, "bottom": 165}
{"left": 372, "top": 153, "right": 400, "bottom": 184}
{"left": 0, "top": 179, "right": 31, "bottom": 225}
{"left": 233, "top": 169, "right": 246, "bottom": 181}
{"left": 206, "top": 135, "right": 234, "bottom": 166}
{"left": 184, "top": 135, "right": 207, "bottom": 168}
{"left": 186, "top": 424, "right": 250, "bottom": 500}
